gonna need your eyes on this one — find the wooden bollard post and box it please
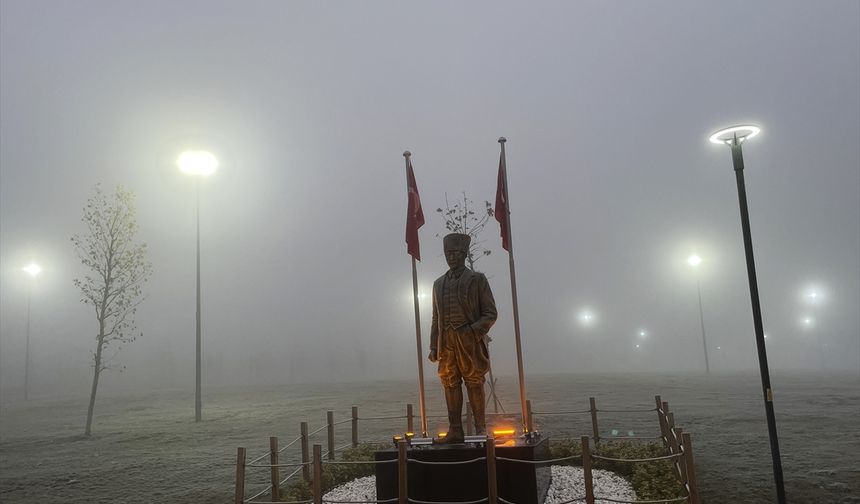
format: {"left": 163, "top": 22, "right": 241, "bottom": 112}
{"left": 662, "top": 401, "right": 672, "bottom": 450}
{"left": 327, "top": 411, "right": 335, "bottom": 460}
{"left": 301, "top": 422, "right": 310, "bottom": 482}
{"left": 673, "top": 427, "right": 687, "bottom": 483}
{"left": 589, "top": 397, "right": 600, "bottom": 444}
{"left": 526, "top": 399, "right": 534, "bottom": 432}
{"left": 234, "top": 447, "right": 246, "bottom": 504}
{"left": 269, "top": 437, "right": 280, "bottom": 502}
{"left": 397, "top": 439, "right": 408, "bottom": 504}
{"left": 465, "top": 401, "right": 473, "bottom": 435}
{"left": 351, "top": 406, "right": 359, "bottom": 447}
{"left": 406, "top": 403, "right": 414, "bottom": 433}
{"left": 666, "top": 413, "right": 677, "bottom": 446}
{"left": 665, "top": 414, "right": 681, "bottom": 480}
{"left": 655, "top": 395, "right": 667, "bottom": 441}
{"left": 312, "top": 444, "right": 322, "bottom": 504}
{"left": 682, "top": 433, "right": 701, "bottom": 504}
{"left": 581, "top": 436, "right": 595, "bottom": 504}
{"left": 486, "top": 437, "right": 498, "bottom": 504}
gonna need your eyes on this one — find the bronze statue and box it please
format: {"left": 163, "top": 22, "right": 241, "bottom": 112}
{"left": 429, "top": 233, "right": 498, "bottom": 442}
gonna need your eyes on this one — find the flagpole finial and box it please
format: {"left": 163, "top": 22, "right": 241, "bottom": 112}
{"left": 498, "top": 137, "right": 507, "bottom": 144}
{"left": 403, "top": 150, "right": 412, "bottom": 158}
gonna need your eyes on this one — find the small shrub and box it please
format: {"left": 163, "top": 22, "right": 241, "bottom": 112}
{"left": 549, "top": 439, "right": 685, "bottom": 501}
{"left": 280, "top": 443, "right": 387, "bottom": 500}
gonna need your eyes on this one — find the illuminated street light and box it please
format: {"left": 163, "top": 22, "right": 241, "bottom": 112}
{"left": 687, "top": 254, "right": 702, "bottom": 267}
{"left": 710, "top": 123, "right": 785, "bottom": 503}
{"left": 687, "top": 254, "right": 710, "bottom": 374}
{"left": 21, "top": 263, "right": 41, "bottom": 400}
{"left": 178, "top": 150, "right": 217, "bottom": 422}
{"left": 22, "top": 263, "right": 41, "bottom": 277}
{"left": 638, "top": 329, "right": 647, "bottom": 339}
{"left": 178, "top": 150, "right": 218, "bottom": 176}
{"left": 578, "top": 310, "right": 595, "bottom": 326}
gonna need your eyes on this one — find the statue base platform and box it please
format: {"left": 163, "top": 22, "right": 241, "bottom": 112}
{"left": 374, "top": 436, "right": 550, "bottom": 504}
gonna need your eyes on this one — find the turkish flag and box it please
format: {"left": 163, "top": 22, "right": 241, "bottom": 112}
{"left": 494, "top": 153, "right": 510, "bottom": 252}
{"left": 405, "top": 158, "right": 425, "bottom": 260}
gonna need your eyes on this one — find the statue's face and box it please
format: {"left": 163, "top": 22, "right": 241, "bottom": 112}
{"left": 444, "top": 248, "right": 467, "bottom": 269}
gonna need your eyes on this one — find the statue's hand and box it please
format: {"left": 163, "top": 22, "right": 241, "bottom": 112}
{"left": 428, "top": 350, "right": 438, "bottom": 363}
{"left": 461, "top": 324, "right": 480, "bottom": 341}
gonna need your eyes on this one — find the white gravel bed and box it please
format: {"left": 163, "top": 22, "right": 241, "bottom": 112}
{"left": 323, "top": 466, "right": 637, "bottom": 504}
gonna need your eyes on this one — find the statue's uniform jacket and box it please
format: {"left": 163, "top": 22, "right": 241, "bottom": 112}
{"left": 430, "top": 266, "right": 498, "bottom": 388}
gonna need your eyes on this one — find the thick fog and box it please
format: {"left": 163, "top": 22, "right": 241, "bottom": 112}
{"left": 1, "top": 0, "right": 858, "bottom": 401}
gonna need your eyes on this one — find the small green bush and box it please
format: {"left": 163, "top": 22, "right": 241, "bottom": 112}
{"left": 549, "top": 438, "right": 685, "bottom": 501}
{"left": 280, "top": 443, "right": 387, "bottom": 501}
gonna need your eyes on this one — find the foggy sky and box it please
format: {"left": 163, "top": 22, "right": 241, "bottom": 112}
{"left": 1, "top": 0, "right": 858, "bottom": 399}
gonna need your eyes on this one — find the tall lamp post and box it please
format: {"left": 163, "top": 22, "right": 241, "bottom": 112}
{"left": 178, "top": 150, "right": 218, "bottom": 422}
{"left": 687, "top": 254, "right": 710, "bottom": 374}
{"left": 709, "top": 124, "right": 786, "bottom": 503}
{"left": 21, "top": 262, "right": 41, "bottom": 400}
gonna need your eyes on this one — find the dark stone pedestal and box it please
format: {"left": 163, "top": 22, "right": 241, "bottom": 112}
{"left": 375, "top": 437, "right": 550, "bottom": 504}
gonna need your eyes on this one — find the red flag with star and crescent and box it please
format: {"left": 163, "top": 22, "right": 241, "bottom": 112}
{"left": 405, "top": 158, "right": 425, "bottom": 260}
{"left": 494, "top": 151, "right": 510, "bottom": 252}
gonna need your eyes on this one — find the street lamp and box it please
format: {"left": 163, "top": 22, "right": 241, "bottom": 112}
{"left": 578, "top": 310, "right": 595, "bottom": 327}
{"left": 21, "top": 263, "right": 41, "bottom": 400}
{"left": 178, "top": 150, "right": 217, "bottom": 422}
{"left": 802, "top": 287, "right": 825, "bottom": 369}
{"left": 687, "top": 254, "right": 709, "bottom": 374}
{"left": 710, "top": 124, "right": 785, "bottom": 503}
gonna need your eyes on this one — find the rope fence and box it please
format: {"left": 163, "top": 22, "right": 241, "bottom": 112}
{"left": 495, "top": 454, "right": 580, "bottom": 465}
{"left": 234, "top": 395, "right": 700, "bottom": 504}
{"left": 324, "top": 499, "right": 400, "bottom": 504}
{"left": 408, "top": 498, "right": 489, "bottom": 504}
{"left": 408, "top": 456, "right": 486, "bottom": 466}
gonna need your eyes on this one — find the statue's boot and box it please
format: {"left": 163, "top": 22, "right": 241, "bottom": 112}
{"left": 440, "top": 386, "right": 465, "bottom": 443}
{"left": 466, "top": 383, "right": 486, "bottom": 435}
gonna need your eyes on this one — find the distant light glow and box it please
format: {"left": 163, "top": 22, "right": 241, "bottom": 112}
{"left": 177, "top": 150, "right": 218, "bottom": 176}
{"left": 578, "top": 310, "right": 596, "bottom": 327}
{"left": 802, "top": 286, "right": 826, "bottom": 305}
{"left": 638, "top": 330, "right": 647, "bottom": 338}
{"left": 635, "top": 344, "right": 641, "bottom": 349}
{"left": 22, "top": 263, "right": 41, "bottom": 277}
{"left": 709, "top": 125, "right": 761, "bottom": 145}
{"left": 687, "top": 254, "right": 702, "bottom": 268}
{"left": 716, "top": 346, "right": 721, "bottom": 350}
{"left": 802, "top": 317, "right": 814, "bottom": 327}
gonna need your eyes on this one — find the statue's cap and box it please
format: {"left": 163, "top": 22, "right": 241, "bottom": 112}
{"left": 443, "top": 233, "right": 471, "bottom": 251}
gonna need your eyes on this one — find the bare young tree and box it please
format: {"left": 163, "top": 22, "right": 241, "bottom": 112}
{"left": 72, "top": 184, "right": 152, "bottom": 436}
{"left": 436, "top": 192, "right": 494, "bottom": 270}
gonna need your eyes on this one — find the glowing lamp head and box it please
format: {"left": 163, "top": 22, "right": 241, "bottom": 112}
{"left": 177, "top": 150, "right": 218, "bottom": 176}
{"left": 709, "top": 125, "right": 761, "bottom": 145}
{"left": 22, "top": 263, "right": 41, "bottom": 277}
{"left": 578, "top": 310, "right": 595, "bottom": 326}
{"left": 687, "top": 255, "right": 702, "bottom": 268}
{"left": 492, "top": 428, "right": 516, "bottom": 438}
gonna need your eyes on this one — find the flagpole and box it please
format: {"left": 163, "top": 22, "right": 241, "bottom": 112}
{"left": 404, "top": 151, "right": 429, "bottom": 436}
{"left": 499, "top": 137, "right": 530, "bottom": 433}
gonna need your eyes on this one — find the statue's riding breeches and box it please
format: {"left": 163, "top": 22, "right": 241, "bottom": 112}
{"left": 437, "top": 326, "right": 489, "bottom": 389}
